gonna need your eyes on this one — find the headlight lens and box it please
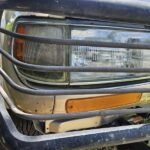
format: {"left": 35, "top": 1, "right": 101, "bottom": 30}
{"left": 14, "top": 24, "right": 69, "bottom": 83}
{"left": 71, "top": 28, "right": 149, "bottom": 83}
{"left": 13, "top": 20, "right": 150, "bottom": 85}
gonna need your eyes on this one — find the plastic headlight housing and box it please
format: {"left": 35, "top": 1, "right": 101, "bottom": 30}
{"left": 13, "top": 20, "right": 150, "bottom": 85}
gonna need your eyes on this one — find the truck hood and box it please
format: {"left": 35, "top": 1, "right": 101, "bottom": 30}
{"left": 1, "top": 0, "right": 150, "bottom": 24}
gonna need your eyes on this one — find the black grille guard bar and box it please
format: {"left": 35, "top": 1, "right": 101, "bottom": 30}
{"left": 3, "top": 47, "right": 150, "bottom": 95}
{"left": 3, "top": 47, "right": 150, "bottom": 73}
{"left": 1, "top": 28, "right": 150, "bottom": 73}
{"left": 0, "top": 28, "right": 150, "bottom": 120}
{"left": 1, "top": 27, "right": 150, "bottom": 49}
{"left": 1, "top": 86, "right": 150, "bottom": 121}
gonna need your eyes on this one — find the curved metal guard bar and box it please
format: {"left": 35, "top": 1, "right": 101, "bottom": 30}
{"left": 2, "top": 69, "right": 150, "bottom": 121}
{"left": 2, "top": 48, "right": 150, "bottom": 72}
{"left": 1, "top": 86, "right": 150, "bottom": 120}
{"left": 0, "top": 27, "right": 150, "bottom": 120}
{"left": 2, "top": 68, "right": 150, "bottom": 95}
{"left": 1, "top": 27, "right": 150, "bottom": 48}
{"left": 1, "top": 28, "right": 150, "bottom": 95}
{"left": 1, "top": 28, "right": 150, "bottom": 72}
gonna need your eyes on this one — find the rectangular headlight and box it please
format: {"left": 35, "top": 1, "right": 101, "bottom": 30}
{"left": 13, "top": 19, "right": 150, "bottom": 85}
{"left": 13, "top": 23, "right": 69, "bottom": 84}
{"left": 70, "top": 28, "right": 150, "bottom": 84}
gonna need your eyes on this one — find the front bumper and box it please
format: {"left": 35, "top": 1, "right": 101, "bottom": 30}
{"left": 0, "top": 95, "right": 150, "bottom": 150}
{"left": 1, "top": 24, "right": 150, "bottom": 150}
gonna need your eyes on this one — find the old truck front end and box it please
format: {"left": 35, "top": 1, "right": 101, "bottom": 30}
{"left": 1, "top": 0, "right": 150, "bottom": 149}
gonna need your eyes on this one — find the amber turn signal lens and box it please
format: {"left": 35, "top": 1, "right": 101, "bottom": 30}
{"left": 66, "top": 93, "right": 142, "bottom": 113}
{"left": 13, "top": 24, "right": 26, "bottom": 61}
